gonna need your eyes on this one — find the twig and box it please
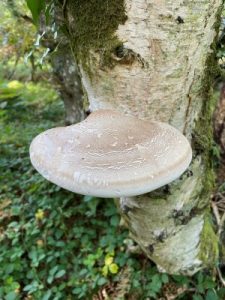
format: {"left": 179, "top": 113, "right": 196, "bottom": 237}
{"left": 217, "top": 266, "right": 225, "bottom": 287}
{"left": 211, "top": 201, "right": 221, "bottom": 226}
{"left": 218, "top": 212, "right": 225, "bottom": 236}
{"left": 62, "top": 0, "right": 68, "bottom": 18}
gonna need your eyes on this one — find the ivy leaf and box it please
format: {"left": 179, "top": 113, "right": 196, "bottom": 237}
{"left": 161, "top": 273, "right": 169, "bottom": 284}
{"left": 109, "top": 263, "right": 119, "bottom": 274}
{"left": 5, "top": 292, "right": 17, "bottom": 300}
{"left": 206, "top": 290, "right": 219, "bottom": 300}
{"left": 193, "top": 295, "right": 204, "bottom": 300}
{"left": 110, "top": 215, "right": 120, "bottom": 227}
{"left": 148, "top": 274, "right": 162, "bottom": 293}
{"left": 97, "top": 277, "right": 107, "bottom": 286}
{"left": 55, "top": 269, "right": 66, "bottom": 279}
{"left": 105, "top": 256, "right": 113, "bottom": 266}
{"left": 102, "top": 265, "right": 108, "bottom": 277}
{"left": 26, "top": 0, "right": 45, "bottom": 25}
{"left": 42, "top": 291, "right": 52, "bottom": 300}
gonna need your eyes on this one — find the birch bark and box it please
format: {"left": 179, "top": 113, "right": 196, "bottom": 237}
{"left": 65, "top": 0, "right": 223, "bottom": 275}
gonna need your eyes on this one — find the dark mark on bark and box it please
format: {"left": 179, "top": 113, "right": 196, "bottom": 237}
{"left": 156, "top": 231, "right": 167, "bottom": 243}
{"left": 172, "top": 209, "right": 184, "bottom": 219}
{"left": 187, "top": 170, "right": 193, "bottom": 177}
{"left": 121, "top": 205, "right": 131, "bottom": 214}
{"left": 163, "top": 184, "right": 170, "bottom": 194}
{"left": 176, "top": 16, "right": 184, "bottom": 24}
{"left": 148, "top": 244, "right": 155, "bottom": 254}
{"left": 180, "top": 168, "right": 193, "bottom": 180}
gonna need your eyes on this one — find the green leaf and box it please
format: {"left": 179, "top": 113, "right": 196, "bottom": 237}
{"left": 49, "top": 266, "right": 58, "bottom": 276}
{"left": 102, "top": 265, "right": 108, "bottom": 277}
{"left": 193, "top": 295, "right": 204, "bottom": 300}
{"left": 197, "top": 272, "right": 204, "bottom": 283}
{"left": 84, "top": 195, "right": 96, "bottom": 202}
{"left": 42, "top": 290, "right": 52, "bottom": 300}
{"left": 218, "top": 288, "right": 225, "bottom": 298}
{"left": 206, "top": 290, "right": 218, "bottom": 300}
{"left": 5, "top": 292, "right": 17, "bottom": 300}
{"left": 47, "top": 275, "right": 54, "bottom": 284}
{"left": 197, "top": 283, "right": 204, "bottom": 294}
{"left": 148, "top": 274, "right": 162, "bottom": 293}
{"left": 109, "top": 263, "right": 119, "bottom": 274}
{"left": 55, "top": 270, "right": 66, "bottom": 279}
{"left": 86, "top": 198, "right": 100, "bottom": 217}
{"left": 110, "top": 215, "right": 120, "bottom": 227}
{"left": 23, "top": 281, "right": 39, "bottom": 292}
{"left": 72, "top": 287, "right": 82, "bottom": 295}
{"left": 97, "top": 277, "right": 107, "bottom": 286}
{"left": 147, "top": 290, "right": 157, "bottom": 298}
{"left": 26, "top": 0, "right": 45, "bottom": 25}
{"left": 202, "top": 278, "right": 216, "bottom": 289}
{"left": 79, "top": 269, "right": 88, "bottom": 276}
{"left": 161, "top": 273, "right": 169, "bottom": 284}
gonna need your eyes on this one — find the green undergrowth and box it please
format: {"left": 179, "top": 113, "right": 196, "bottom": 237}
{"left": 1, "top": 79, "right": 225, "bottom": 299}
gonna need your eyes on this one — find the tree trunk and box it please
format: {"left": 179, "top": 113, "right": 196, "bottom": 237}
{"left": 40, "top": 7, "right": 85, "bottom": 124}
{"left": 65, "top": 0, "right": 223, "bottom": 275}
{"left": 51, "top": 46, "right": 85, "bottom": 125}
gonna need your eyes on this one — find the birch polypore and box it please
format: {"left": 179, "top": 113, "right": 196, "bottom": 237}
{"left": 30, "top": 110, "right": 192, "bottom": 197}
{"left": 65, "top": 0, "right": 222, "bottom": 274}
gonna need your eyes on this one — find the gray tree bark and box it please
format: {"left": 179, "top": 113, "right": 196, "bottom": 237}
{"left": 51, "top": 46, "right": 84, "bottom": 125}
{"left": 65, "top": 0, "right": 223, "bottom": 275}
{"left": 40, "top": 7, "right": 85, "bottom": 124}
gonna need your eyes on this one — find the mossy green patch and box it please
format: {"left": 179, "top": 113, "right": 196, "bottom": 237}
{"left": 199, "top": 215, "right": 219, "bottom": 267}
{"left": 192, "top": 35, "right": 222, "bottom": 209}
{"left": 67, "top": 0, "right": 127, "bottom": 74}
{"left": 185, "top": 6, "right": 223, "bottom": 260}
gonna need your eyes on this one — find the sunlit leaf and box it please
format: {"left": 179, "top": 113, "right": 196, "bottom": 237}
{"left": 109, "top": 263, "right": 119, "bottom": 274}
{"left": 105, "top": 256, "right": 113, "bottom": 266}
{"left": 102, "top": 265, "right": 108, "bottom": 277}
{"left": 26, "top": 0, "right": 45, "bottom": 25}
{"left": 55, "top": 269, "right": 66, "bottom": 279}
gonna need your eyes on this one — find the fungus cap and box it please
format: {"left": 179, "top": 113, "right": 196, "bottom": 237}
{"left": 30, "top": 110, "right": 192, "bottom": 198}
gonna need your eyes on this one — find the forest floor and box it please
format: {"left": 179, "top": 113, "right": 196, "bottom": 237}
{"left": 1, "top": 78, "right": 225, "bottom": 299}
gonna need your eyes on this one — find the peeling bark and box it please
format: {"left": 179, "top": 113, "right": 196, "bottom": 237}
{"left": 65, "top": 0, "right": 223, "bottom": 274}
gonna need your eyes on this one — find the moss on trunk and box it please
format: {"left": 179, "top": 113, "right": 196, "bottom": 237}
{"left": 199, "top": 215, "right": 219, "bottom": 267}
{"left": 66, "top": 0, "right": 127, "bottom": 73}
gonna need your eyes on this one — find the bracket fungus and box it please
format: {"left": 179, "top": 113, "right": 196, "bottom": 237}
{"left": 30, "top": 110, "right": 192, "bottom": 197}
